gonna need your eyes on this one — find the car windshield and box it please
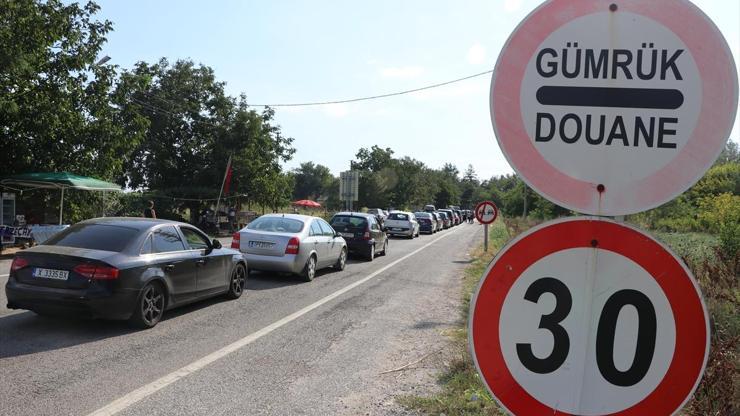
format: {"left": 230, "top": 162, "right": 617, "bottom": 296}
{"left": 246, "top": 217, "right": 304, "bottom": 233}
{"left": 388, "top": 213, "right": 409, "bottom": 220}
{"left": 330, "top": 216, "right": 368, "bottom": 231}
{"left": 43, "top": 223, "right": 140, "bottom": 252}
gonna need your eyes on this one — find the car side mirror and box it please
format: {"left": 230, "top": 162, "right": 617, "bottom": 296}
{"left": 212, "top": 239, "right": 222, "bottom": 249}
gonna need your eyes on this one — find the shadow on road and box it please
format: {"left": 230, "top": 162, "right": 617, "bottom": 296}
{"left": 0, "top": 311, "right": 136, "bottom": 359}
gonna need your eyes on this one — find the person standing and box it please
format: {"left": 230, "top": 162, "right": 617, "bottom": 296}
{"left": 143, "top": 200, "right": 156, "bottom": 219}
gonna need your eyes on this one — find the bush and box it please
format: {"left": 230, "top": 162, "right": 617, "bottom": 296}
{"left": 697, "top": 193, "right": 740, "bottom": 256}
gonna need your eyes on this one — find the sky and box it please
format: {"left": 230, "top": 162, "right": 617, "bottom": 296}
{"left": 94, "top": 0, "right": 740, "bottom": 180}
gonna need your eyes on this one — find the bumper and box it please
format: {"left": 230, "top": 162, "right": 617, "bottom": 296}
{"left": 244, "top": 252, "right": 303, "bottom": 274}
{"left": 386, "top": 228, "right": 412, "bottom": 236}
{"left": 5, "top": 278, "right": 139, "bottom": 320}
{"left": 419, "top": 225, "right": 434, "bottom": 233}
{"left": 345, "top": 239, "right": 374, "bottom": 254}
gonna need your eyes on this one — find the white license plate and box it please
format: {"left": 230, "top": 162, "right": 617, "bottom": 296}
{"left": 249, "top": 241, "right": 274, "bottom": 249}
{"left": 392, "top": 228, "right": 404, "bottom": 231}
{"left": 341, "top": 232, "right": 354, "bottom": 238}
{"left": 33, "top": 268, "right": 69, "bottom": 280}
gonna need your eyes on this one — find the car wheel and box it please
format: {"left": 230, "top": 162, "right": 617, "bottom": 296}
{"left": 301, "top": 255, "right": 317, "bottom": 282}
{"left": 334, "top": 248, "right": 347, "bottom": 271}
{"left": 367, "top": 244, "right": 375, "bottom": 261}
{"left": 129, "top": 282, "right": 165, "bottom": 329}
{"left": 226, "top": 263, "right": 246, "bottom": 299}
{"left": 381, "top": 239, "right": 388, "bottom": 256}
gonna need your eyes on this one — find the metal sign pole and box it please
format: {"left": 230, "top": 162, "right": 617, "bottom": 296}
{"left": 484, "top": 223, "right": 488, "bottom": 252}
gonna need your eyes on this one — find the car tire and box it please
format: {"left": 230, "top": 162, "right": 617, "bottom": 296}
{"left": 225, "top": 263, "right": 246, "bottom": 299}
{"left": 301, "top": 255, "right": 317, "bottom": 282}
{"left": 366, "top": 244, "right": 375, "bottom": 261}
{"left": 334, "top": 248, "right": 347, "bottom": 271}
{"left": 381, "top": 239, "right": 388, "bottom": 256}
{"left": 129, "top": 281, "right": 166, "bottom": 329}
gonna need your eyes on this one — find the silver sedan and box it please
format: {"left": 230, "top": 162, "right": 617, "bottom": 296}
{"left": 232, "top": 214, "right": 347, "bottom": 281}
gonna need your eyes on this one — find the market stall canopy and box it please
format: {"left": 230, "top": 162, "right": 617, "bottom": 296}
{"left": 1, "top": 172, "right": 122, "bottom": 224}
{"left": 292, "top": 199, "right": 321, "bottom": 208}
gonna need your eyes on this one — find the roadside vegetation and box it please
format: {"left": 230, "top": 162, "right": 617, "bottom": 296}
{"left": 400, "top": 145, "right": 739, "bottom": 416}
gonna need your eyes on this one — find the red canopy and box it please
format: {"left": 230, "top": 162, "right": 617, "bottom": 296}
{"left": 292, "top": 199, "right": 321, "bottom": 208}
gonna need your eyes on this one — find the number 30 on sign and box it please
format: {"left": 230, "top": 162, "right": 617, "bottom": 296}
{"left": 469, "top": 218, "right": 709, "bottom": 416}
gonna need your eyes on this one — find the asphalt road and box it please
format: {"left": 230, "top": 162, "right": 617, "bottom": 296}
{"left": 0, "top": 224, "right": 481, "bottom": 416}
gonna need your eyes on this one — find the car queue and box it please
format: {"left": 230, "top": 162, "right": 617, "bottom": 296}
{"left": 5, "top": 206, "right": 475, "bottom": 329}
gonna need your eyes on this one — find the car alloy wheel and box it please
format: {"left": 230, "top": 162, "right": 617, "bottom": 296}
{"left": 131, "top": 282, "right": 165, "bottom": 329}
{"left": 302, "top": 255, "right": 317, "bottom": 281}
{"left": 382, "top": 239, "right": 388, "bottom": 256}
{"left": 367, "top": 244, "right": 375, "bottom": 261}
{"left": 227, "top": 264, "right": 246, "bottom": 299}
{"left": 335, "top": 248, "right": 347, "bottom": 271}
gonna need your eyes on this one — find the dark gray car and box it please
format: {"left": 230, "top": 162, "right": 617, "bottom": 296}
{"left": 5, "top": 217, "right": 247, "bottom": 328}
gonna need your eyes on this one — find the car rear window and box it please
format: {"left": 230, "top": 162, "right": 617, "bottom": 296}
{"left": 246, "top": 217, "right": 304, "bottom": 233}
{"left": 330, "top": 215, "right": 368, "bottom": 231}
{"left": 43, "top": 223, "right": 139, "bottom": 252}
{"left": 414, "top": 212, "right": 430, "bottom": 218}
{"left": 388, "top": 213, "right": 409, "bottom": 220}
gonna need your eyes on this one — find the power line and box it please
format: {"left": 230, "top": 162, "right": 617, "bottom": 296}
{"left": 250, "top": 69, "right": 493, "bottom": 107}
{"left": 129, "top": 69, "right": 494, "bottom": 116}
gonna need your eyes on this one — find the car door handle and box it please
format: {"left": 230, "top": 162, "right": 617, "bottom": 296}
{"left": 195, "top": 259, "right": 206, "bottom": 266}
{"left": 164, "top": 264, "right": 175, "bottom": 272}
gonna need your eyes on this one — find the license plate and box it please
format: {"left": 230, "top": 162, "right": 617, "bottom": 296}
{"left": 32, "top": 268, "right": 69, "bottom": 280}
{"left": 340, "top": 232, "right": 354, "bottom": 238}
{"left": 249, "top": 241, "right": 274, "bottom": 249}
{"left": 392, "top": 228, "right": 403, "bottom": 231}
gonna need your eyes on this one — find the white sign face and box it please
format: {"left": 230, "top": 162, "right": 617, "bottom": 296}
{"left": 470, "top": 217, "right": 709, "bottom": 416}
{"left": 475, "top": 201, "right": 498, "bottom": 224}
{"left": 500, "top": 248, "right": 675, "bottom": 415}
{"left": 491, "top": 0, "right": 738, "bottom": 216}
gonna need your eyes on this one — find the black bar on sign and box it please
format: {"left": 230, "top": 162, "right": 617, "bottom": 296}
{"left": 536, "top": 86, "right": 684, "bottom": 110}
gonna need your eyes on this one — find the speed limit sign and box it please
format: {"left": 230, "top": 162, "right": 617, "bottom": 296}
{"left": 469, "top": 217, "right": 709, "bottom": 415}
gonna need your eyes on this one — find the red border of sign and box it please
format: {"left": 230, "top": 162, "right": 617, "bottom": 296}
{"left": 490, "top": 0, "right": 738, "bottom": 216}
{"left": 475, "top": 201, "right": 498, "bottom": 225}
{"left": 469, "top": 217, "right": 709, "bottom": 415}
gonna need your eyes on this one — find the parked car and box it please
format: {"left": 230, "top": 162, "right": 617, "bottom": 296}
{"left": 384, "top": 211, "right": 420, "bottom": 238}
{"left": 5, "top": 218, "right": 246, "bottom": 328}
{"left": 439, "top": 209, "right": 458, "bottom": 226}
{"left": 430, "top": 211, "right": 444, "bottom": 232}
{"left": 423, "top": 204, "right": 436, "bottom": 213}
{"left": 414, "top": 212, "right": 437, "bottom": 234}
{"left": 437, "top": 211, "right": 451, "bottom": 229}
{"left": 232, "top": 214, "right": 347, "bottom": 282}
{"left": 329, "top": 212, "right": 388, "bottom": 260}
{"left": 366, "top": 208, "right": 387, "bottom": 228}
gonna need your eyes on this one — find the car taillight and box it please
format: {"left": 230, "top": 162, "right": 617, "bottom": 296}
{"left": 285, "top": 237, "right": 300, "bottom": 255}
{"left": 73, "top": 264, "right": 120, "bottom": 280}
{"left": 231, "top": 232, "right": 240, "bottom": 249}
{"left": 10, "top": 257, "right": 29, "bottom": 273}
{"left": 363, "top": 226, "right": 371, "bottom": 240}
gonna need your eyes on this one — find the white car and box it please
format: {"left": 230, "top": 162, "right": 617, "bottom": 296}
{"left": 383, "top": 211, "right": 420, "bottom": 238}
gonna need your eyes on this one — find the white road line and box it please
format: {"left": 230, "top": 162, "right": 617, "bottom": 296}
{"left": 87, "top": 227, "right": 464, "bottom": 416}
{"left": 0, "top": 274, "right": 8, "bottom": 278}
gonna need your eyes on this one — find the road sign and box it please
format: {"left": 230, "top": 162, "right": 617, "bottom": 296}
{"left": 475, "top": 201, "right": 498, "bottom": 225}
{"left": 490, "top": 0, "right": 738, "bottom": 216}
{"left": 469, "top": 217, "right": 709, "bottom": 415}
{"left": 339, "top": 171, "right": 359, "bottom": 208}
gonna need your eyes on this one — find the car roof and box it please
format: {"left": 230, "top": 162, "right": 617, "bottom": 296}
{"left": 77, "top": 216, "right": 183, "bottom": 231}
{"left": 255, "top": 213, "right": 316, "bottom": 221}
{"left": 333, "top": 212, "right": 374, "bottom": 219}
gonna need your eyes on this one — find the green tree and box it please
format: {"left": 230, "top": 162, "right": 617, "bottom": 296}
{"left": 292, "top": 162, "right": 333, "bottom": 200}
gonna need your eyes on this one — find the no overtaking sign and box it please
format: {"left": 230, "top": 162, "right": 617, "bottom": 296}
{"left": 490, "top": 0, "right": 738, "bottom": 216}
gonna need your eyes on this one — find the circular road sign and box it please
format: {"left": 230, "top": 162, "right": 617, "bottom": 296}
{"left": 469, "top": 217, "right": 709, "bottom": 416}
{"left": 490, "top": 0, "right": 738, "bottom": 216}
{"left": 475, "top": 201, "right": 498, "bottom": 224}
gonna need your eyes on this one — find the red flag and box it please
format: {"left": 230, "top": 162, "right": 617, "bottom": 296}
{"left": 223, "top": 158, "right": 233, "bottom": 195}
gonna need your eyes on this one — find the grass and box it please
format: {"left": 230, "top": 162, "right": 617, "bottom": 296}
{"left": 397, "top": 219, "right": 510, "bottom": 416}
